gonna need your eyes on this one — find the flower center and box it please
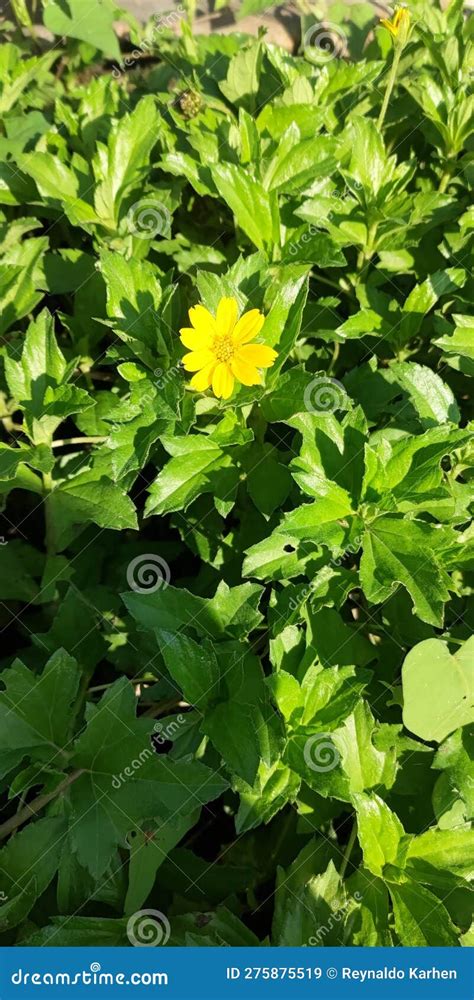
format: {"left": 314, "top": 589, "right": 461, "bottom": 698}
{"left": 213, "top": 335, "right": 234, "bottom": 363}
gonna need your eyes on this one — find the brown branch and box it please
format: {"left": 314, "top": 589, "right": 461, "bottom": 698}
{"left": 0, "top": 769, "right": 85, "bottom": 841}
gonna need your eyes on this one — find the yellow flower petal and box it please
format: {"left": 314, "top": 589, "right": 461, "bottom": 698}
{"left": 380, "top": 17, "right": 397, "bottom": 34}
{"left": 216, "top": 297, "right": 238, "bottom": 337}
{"left": 190, "top": 363, "right": 216, "bottom": 391}
{"left": 212, "top": 362, "right": 234, "bottom": 399}
{"left": 182, "top": 349, "right": 214, "bottom": 372}
{"left": 179, "top": 327, "right": 213, "bottom": 350}
{"left": 189, "top": 304, "right": 217, "bottom": 336}
{"left": 238, "top": 344, "right": 278, "bottom": 368}
{"left": 231, "top": 356, "right": 262, "bottom": 386}
{"left": 232, "top": 309, "right": 265, "bottom": 345}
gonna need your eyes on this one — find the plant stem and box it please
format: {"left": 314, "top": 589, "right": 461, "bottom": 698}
{"left": 357, "top": 221, "right": 378, "bottom": 270}
{"left": 0, "top": 769, "right": 85, "bottom": 841}
{"left": 340, "top": 819, "right": 357, "bottom": 878}
{"left": 377, "top": 45, "right": 402, "bottom": 130}
{"left": 51, "top": 436, "right": 107, "bottom": 449}
{"left": 439, "top": 166, "right": 454, "bottom": 193}
{"left": 329, "top": 340, "right": 340, "bottom": 374}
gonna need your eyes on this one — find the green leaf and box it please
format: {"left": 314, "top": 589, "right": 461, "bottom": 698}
{"left": 406, "top": 826, "right": 474, "bottom": 880}
{"left": 353, "top": 792, "right": 404, "bottom": 876}
{"left": 203, "top": 702, "right": 268, "bottom": 785}
{"left": 387, "top": 362, "right": 460, "bottom": 427}
{"left": 432, "top": 728, "right": 474, "bottom": 828}
{"left": 273, "top": 859, "right": 346, "bottom": 946}
{"left": 234, "top": 761, "right": 300, "bottom": 833}
{"left": 43, "top": 0, "right": 120, "bottom": 60}
{"left": 402, "top": 637, "right": 474, "bottom": 743}
{"left": 94, "top": 97, "right": 161, "bottom": 226}
{"left": 360, "top": 517, "right": 451, "bottom": 627}
{"left": 388, "top": 879, "right": 459, "bottom": 946}
{"left": 0, "top": 818, "right": 67, "bottom": 930}
{"left": 99, "top": 248, "right": 163, "bottom": 357}
{"left": 69, "top": 679, "right": 227, "bottom": 878}
{"left": 281, "top": 231, "right": 346, "bottom": 266}
{"left": 124, "top": 580, "right": 263, "bottom": 640}
{"left": 265, "top": 132, "right": 338, "bottom": 194}
{"left": 157, "top": 631, "right": 220, "bottom": 708}
{"left": 219, "top": 38, "right": 263, "bottom": 110}
{"left": 145, "top": 436, "right": 237, "bottom": 516}
{"left": 46, "top": 473, "right": 138, "bottom": 551}
{"left": 0, "top": 650, "right": 81, "bottom": 777}
{"left": 212, "top": 162, "right": 279, "bottom": 251}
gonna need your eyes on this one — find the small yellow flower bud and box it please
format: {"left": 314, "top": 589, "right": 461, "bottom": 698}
{"left": 380, "top": 5, "right": 411, "bottom": 46}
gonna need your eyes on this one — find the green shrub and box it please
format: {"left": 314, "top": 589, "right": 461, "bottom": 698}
{"left": 0, "top": 0, "right": 472, "bottom": 947}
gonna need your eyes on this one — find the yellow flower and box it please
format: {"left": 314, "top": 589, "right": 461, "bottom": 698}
{"left": 179, "top": 296, "right": 277, "bottom": 400}
{"left": 380, "top": 5, "right": 411, "bottom": 42}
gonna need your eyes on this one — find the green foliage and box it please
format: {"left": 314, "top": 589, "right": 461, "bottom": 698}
{"left": 0, "top": 0, "right": 472, "bottom": 948}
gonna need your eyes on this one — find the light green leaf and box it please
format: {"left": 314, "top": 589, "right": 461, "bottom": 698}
{"left": 212, "top": 162, "right": 279, "bottom": 251}
{"left": 43, "top": 0, "right": 120, "bottom": 60}
{"left": 402, "top": 637, "right": 474, "bottom": 742}
{"left": 388, "top": 879, "right": 459, "bottom": 946}
{"left": 353, "top": 792, "right": 404, "bottom": 876}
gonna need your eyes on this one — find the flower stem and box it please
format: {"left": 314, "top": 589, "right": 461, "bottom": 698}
{"left": 340, "top": 819, "right": 357, "bottom": 878}
{"left": 377, "top": 45, "right": 402, "bottom": 130}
